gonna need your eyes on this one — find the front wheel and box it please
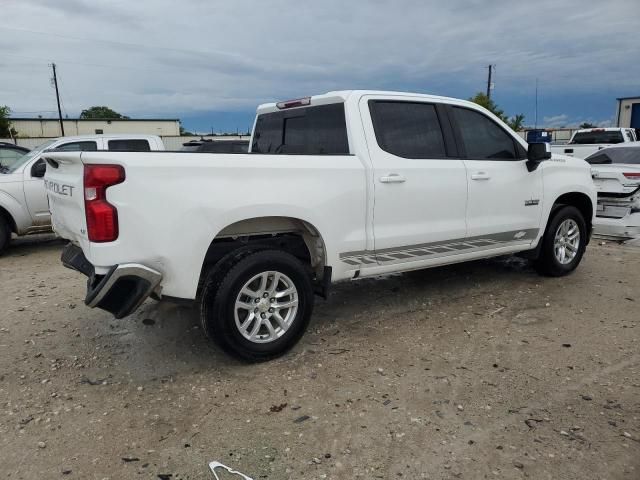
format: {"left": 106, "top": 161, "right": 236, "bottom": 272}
{"left": 534, "top": 205, "right": 587, "bottom": 276}
{"left": 200, "top": 250, "right": 314, "bottom": 362}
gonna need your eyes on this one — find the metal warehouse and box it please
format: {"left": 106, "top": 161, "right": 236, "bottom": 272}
{"left": 9, "top": 118, "right": 181, "bottom": 138}
{"left": 616, "top": 96, "right": 640, "bottom": 129}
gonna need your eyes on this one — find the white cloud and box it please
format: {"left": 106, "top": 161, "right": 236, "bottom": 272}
{"left": 543, "top": 114, "right": 616, "bottom": 128}
{"left": 1, "top": 0, "right": 639, "bottom": 118}
{"left": 543, "top": 114, "right": 570, "bottom": 128}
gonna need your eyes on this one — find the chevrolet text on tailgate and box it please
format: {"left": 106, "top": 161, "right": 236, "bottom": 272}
{"left": 45, "top": 91, "right": 597, "bottom": 362}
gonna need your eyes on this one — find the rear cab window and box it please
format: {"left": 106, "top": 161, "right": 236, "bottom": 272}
{"left": 251, "top": 103, "right": 349, "bottom": 155}
{"left": 571, "top": 131, "right": 624, "bottom": 144}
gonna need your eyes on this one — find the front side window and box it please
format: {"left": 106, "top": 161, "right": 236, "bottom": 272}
{"left": 108, "top": 139, "right": 151, "bottom": 151}
{"left": 369, "top": 101, "right": 446, "bottom": 159}
{"left": 252, "top": 103, "right": 349, "bottom": 155}
{"left": 453, "top": 107, "right": 518, "bottom": 160}
{"left": 55, "top": 141, "right": 98, "bottom": 152}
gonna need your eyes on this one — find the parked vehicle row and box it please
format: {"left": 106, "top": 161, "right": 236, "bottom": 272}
{"left": 45, "top": 90, "right": 596, "bottom": 362}
{"left": 551, "top": 127, "right": 638, "bottom": 159}
{"left": 0, "top": 134, "right": 164, "bottom": 253}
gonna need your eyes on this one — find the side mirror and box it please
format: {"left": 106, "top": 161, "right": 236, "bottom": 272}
{"left": 31, "top": 159, "right": 46, "bottom": 178}
{"left": 526, "top": 143, "right": 551, "bottom": 172}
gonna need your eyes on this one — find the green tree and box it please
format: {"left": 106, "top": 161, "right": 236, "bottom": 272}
{"left": 508, "top": 114, "right": 526, "bottom": 131}
{"left": 469, "top": 92, "right": 526, "bottom": 131}
{"left": 80, "top": 106, "right": 129, "bottom": 119}
{"left": 179, "top": 125, "right": 193, "bottom": 136}
{"left": 0, "top": 106, "right": 18, "bottom": 137}
{"left": 579, "top": 122, "right": 596, "bottom": 129}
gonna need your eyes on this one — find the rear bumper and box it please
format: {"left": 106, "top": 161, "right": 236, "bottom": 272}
{"left": 61, "top": 243, "right": 162, "bottom": 319}
{"left": 593, "top": 214, "right": 640, "bottom": 240}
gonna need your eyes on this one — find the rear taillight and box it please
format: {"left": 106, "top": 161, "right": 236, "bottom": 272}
{"left": 83, "top": 164, "right": 125, "bottom": 242}
{"left": 623, "top": 172, "right": 640, "bottom": 179}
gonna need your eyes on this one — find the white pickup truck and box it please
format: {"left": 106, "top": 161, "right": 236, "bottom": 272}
{"left": 551, "top": 127, "right": 638, "bottom": 159}
{"left": 0, "top": 134, "right": 164, "bottom": 253}
{"left": 44, "top": 91, "right": 596, "bottom": 361}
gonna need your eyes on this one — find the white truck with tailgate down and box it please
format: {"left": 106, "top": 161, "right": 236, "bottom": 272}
{"left": 45, "top": 91, "right": 596, "bottom": 361}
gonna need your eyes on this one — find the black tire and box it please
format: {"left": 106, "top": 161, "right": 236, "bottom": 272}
{"left": 0, "top": 215, "right": 11, "bottom": 255}
{"left": 534, "top": 205, "right": 587, "bottom": 277}
{"left": 199, "top": 249, "right": 314, "bottom": 362}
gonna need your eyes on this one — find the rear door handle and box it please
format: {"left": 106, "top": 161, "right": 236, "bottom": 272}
{"left": 471, "top": 172, "right": 490, "bottom": 181}
{"left": 379, "top": 174, "right": 406, "bottom": 184}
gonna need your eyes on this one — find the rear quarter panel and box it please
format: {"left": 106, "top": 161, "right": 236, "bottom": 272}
{"left": 78, "top": 151, "right": 367, "bottom": 298}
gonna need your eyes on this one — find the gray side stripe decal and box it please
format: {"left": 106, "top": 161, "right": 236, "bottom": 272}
{"left": 340, "top": 229, "right": 538, "bottom": 266}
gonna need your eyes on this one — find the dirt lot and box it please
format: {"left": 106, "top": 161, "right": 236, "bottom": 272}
{"left": 0, "top": 236, "right": 638, "bottom": 480}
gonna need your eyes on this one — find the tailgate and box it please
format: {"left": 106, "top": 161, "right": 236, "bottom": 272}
{"left": 43, "top": 151, "right": 88, "bottom": 248}
{"left": 592, "top": 165, "right": 640, "bottom": 195}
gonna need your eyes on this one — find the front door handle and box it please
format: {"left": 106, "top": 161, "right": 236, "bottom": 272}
{"left": 379, "top": 174, "right": 406, "bottom": 184}
{"left": 471, "top": 172, "right": 490, "bottom": 181}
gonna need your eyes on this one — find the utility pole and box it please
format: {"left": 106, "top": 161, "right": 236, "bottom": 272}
{"left": 486, "top": 65, "right": 494, "bottom": 99}
{"left": 50, "top": 63, "right": 65, "bottom": 136}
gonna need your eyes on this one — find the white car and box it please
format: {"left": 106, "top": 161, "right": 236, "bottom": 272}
{"left": 551, "top": 127, "right": 638, "bottom": 159}
{"left": 45, "top": 91, "right": 596, "bottom": 361}
{"left": 0, "top": 134, "right": 164, "bottom": 253}
{"left": 586, "top": 144, "right": 640, "bottom": 239}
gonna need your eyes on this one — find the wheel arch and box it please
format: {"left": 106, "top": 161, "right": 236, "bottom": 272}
{"left": 197, "top": 216, "right": 328, "bottom": 296}
{"left": 551, "top": 191, "right": 593, "bottom": 243}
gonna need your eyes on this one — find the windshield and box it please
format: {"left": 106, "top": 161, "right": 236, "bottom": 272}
{"left": 570, "top": 131, "right": 624, "bottom": 145}
{"left": 5, "top": 140, "right": 56, "bottom": 173}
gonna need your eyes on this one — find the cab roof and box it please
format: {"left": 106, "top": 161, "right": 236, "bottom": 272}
{"left": 256, "top": 90, "right": 478, "bottom": 114}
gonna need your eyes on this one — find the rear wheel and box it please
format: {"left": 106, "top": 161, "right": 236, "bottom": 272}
{"left": 534, "top": 205, "right": 586, "bottom": 276}
{"left": 200, "top": 249, "right": 314, "bottom": 362}
{"left": 0, "top": 215, "right": 11, "bottom": 255}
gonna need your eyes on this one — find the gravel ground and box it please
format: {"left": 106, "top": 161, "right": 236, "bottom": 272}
{"left": 0, "top": 236, "right": 638, "bottom": 480}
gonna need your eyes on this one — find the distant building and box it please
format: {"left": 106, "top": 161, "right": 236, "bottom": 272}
{"left": 9, "top": 118, "right": 180, "bottom": 138}
{"left": 615, "top": 97, "right": 640, "bottom": 129}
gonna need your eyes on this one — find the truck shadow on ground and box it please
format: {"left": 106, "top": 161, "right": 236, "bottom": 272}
{"left": 5, "top": 234, "right": 65, "bottom": 256}
{"left": 111, "top": 254, "right": 540, "bottom": 379}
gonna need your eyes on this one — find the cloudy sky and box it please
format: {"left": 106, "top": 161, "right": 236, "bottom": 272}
{"left": 1, "top": 0, "right": 638, "bottom": 132}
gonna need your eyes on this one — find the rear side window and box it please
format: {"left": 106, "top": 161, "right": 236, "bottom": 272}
{"left": 369, "top": 101, "right": 446, "bottom": 159}
{"left": 108, "top": 139, "right": 151, "bottom": 151}
{"left": 586, "top": 148, "right": 640, "bottom": 165}
{"left": 252, "top": 103, "right": 349, "bottom": 155}
{"left": 453, "top": 108, "right": 518, "bottom": 160}
{"left": 55, "top": 141, "right": 97, "bottom": 152}
{"left": 571, "top": 131, "right": 624, "bottom": 144}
